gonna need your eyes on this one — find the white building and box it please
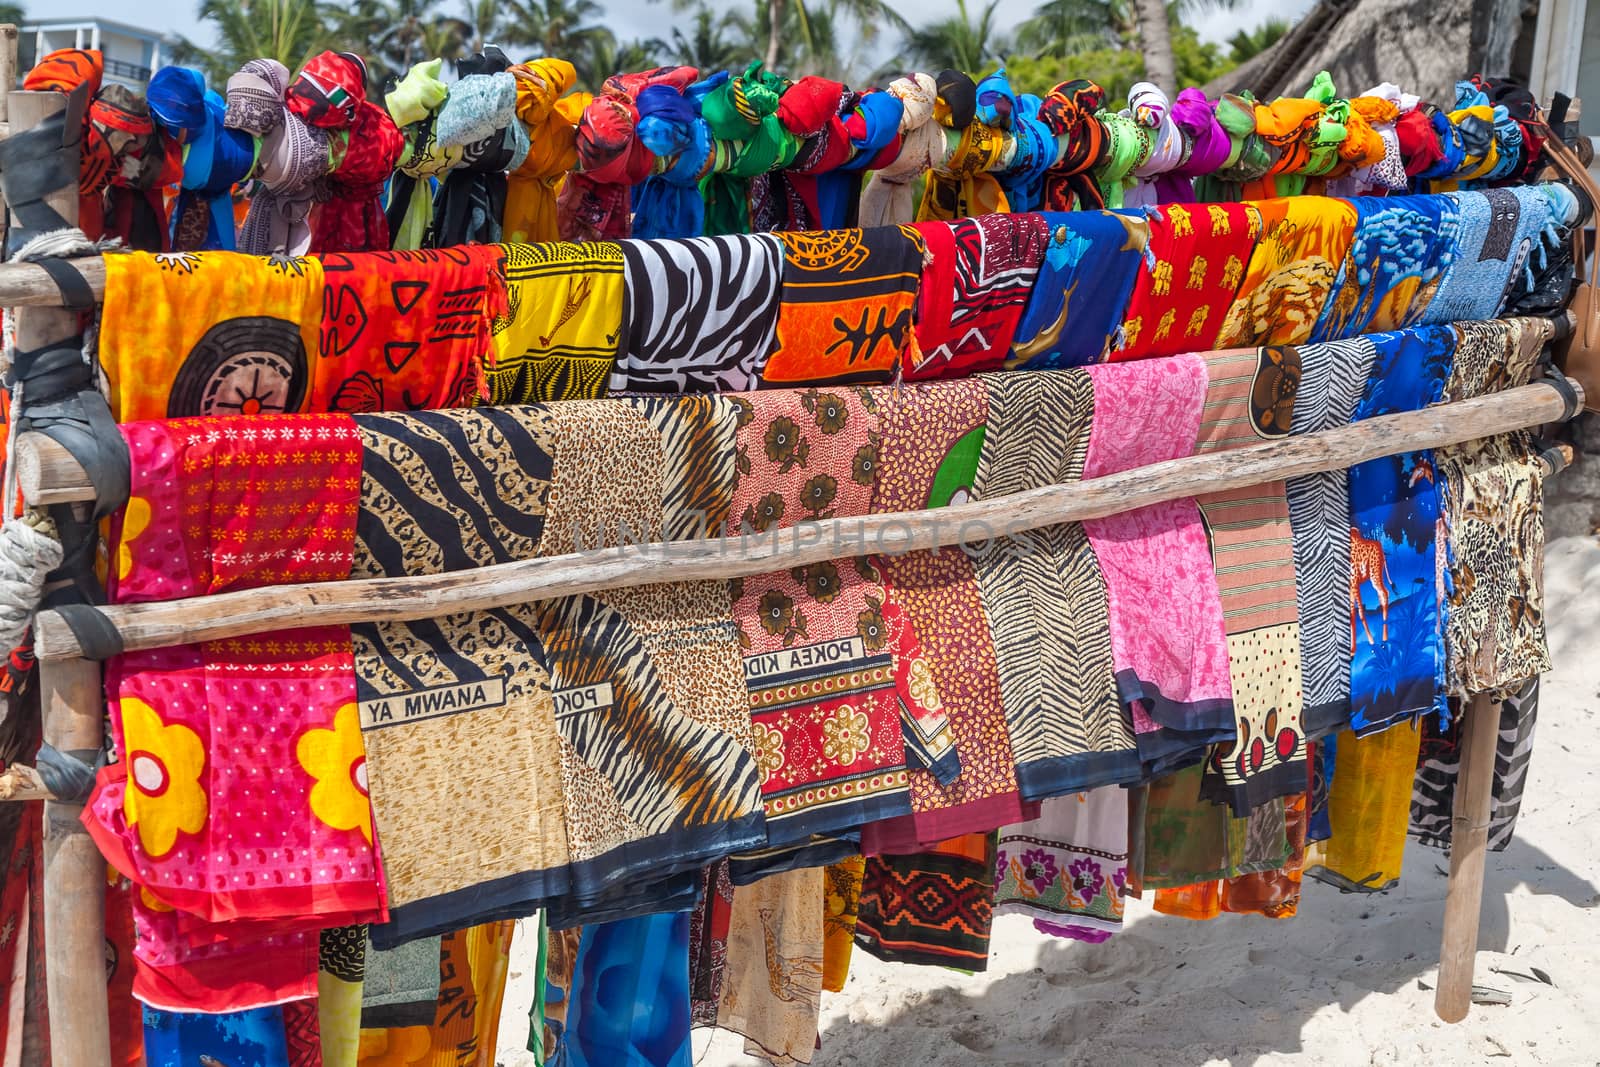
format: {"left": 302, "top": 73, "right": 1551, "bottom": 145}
{"left": 18, "top": 17, "right": 176, "bottom": 89}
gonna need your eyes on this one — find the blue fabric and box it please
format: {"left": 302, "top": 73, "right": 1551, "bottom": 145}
{"left": 1417, "top": 108, "right": 1466, "bottom": 182}
{"left": 1009, "top": 210, "right": 1145, "bottom": 369}
{"left": 147, "top": 67, "right": 254, "bottom": 250}
{"left": 1346, "top": 326, "right": 1455, "bottom": 736}
{"left": 838, "top": 91, "right": 903, "bottom": 171}
{"left": 552, "top": 911, "right": 692, "bottom": 1067}
{"left": 142, "top": 1005, "right": 289, "bottom": 1067}
{"left": 1427, "top": 186, "right": 1562, "bottom": 323}
{"left": 634, "top": 85, "right": 708, "bottom": 239}
{"left": 1310, "top": 195, "right": 1460, "bottom": 342}
{"left": 999, "top": 94, "right": 1056, "bottom": 213}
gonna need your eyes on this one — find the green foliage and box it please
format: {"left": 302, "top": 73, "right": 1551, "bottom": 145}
{"left": 1227, "top": 17, "right": 1288, "bottom": 64}
{"left": 898, "top": 0, "right": 1008, "bottom": 76}
{"left": 0, "top": 4, "right": 24, "bottom": 28}
{"left": 1006, "top": 19, "right": 1231, "bottom": 105}
{"left": 172, "top": 0, "right": 336, "bottom": 90}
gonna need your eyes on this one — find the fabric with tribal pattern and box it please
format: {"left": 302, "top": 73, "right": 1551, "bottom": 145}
{"left": 488, "top": 242, "right": 623, "bottom": 402}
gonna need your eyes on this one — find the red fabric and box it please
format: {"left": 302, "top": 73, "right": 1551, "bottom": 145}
{"left": 106, "top": 877, "right": 145, "bottom": 1065}
{"left": 1115, "top": 201, "right": 1259, "bottom": 360}
{"left": 779, "top": 77, "right": 845, "bottom": 136}
{"left": 905, "top": 214, "right": 1050, "bottom": 381}
{"left": 1396, "top": 109, "right": 1445, "bottom": 177}
{"left": 286, "top": 51, "right": 366, "bottom": 129}
{"left": 309, "top": 100, "right": 405, "bottom": 253}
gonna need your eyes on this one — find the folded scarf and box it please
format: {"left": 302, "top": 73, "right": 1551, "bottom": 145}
{"left": 994, "top": 788, "right": 1129, "bottom": 942}
{"left": 228, "top": 59, "right": 333, "bottom": 256}
{"left": 1115, "top": 201, "right": 1259, "bottom": 359}
{"left": 487, "top": 242, "right": 625, "bottom": 402}
{"left": 1215, "top": 195, "right": 1358, "bottom": 347}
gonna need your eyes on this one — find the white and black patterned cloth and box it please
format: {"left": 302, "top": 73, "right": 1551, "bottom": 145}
{"left": 1410, "top": 677, "right": 1539, "bottom": 851}
{"left": 1286, "top": 336, "right": 1378, "bottom": 739}
{"left": 612, "top": 233, "right": 784, "bottom": 394}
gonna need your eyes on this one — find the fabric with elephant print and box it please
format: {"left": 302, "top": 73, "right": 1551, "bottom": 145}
{"left": 1347, "top": 326, "right": 1456, "bottom": 735}
{"left": 1214, "top": 196, "right": 1358, "bottom": 347}
{"left": 98, "top": 250, "right": 324, "bottom": 422}
{"left": 1113, "top": 201, "right": 1259, "bottom": 360}
{"left": 725, "top": 387, "right": 958, "bottom": 846}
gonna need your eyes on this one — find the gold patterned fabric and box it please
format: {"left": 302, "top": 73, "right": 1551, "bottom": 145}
{"left": 487, "top": 242, "right": 624, "bottom": 401}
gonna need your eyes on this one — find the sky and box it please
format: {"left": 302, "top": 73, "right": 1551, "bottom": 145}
{"left": 64, "top": 0, "right": 1316, "bottom": 57}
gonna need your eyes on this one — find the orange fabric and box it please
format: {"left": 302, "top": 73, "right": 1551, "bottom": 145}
{"left": 357, "top": 922, "right": 514, "bottom": 1067}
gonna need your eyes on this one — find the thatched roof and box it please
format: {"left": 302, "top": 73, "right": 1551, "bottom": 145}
{"left": 1203, "top": 0, "right": 1474, "bottom": 103}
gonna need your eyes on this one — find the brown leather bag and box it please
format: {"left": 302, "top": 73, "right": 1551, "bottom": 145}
{"left": 1539, "top": 131, "right": 1600, "bottom": 412}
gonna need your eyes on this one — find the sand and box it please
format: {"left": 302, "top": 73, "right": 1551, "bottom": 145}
{"left": 496, "top": 535, "right": 1600, "bottom": 1067}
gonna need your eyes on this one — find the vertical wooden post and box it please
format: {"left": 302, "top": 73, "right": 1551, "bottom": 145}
{"left": 5, "top": 83, "right": 110, "bottom": 1067}
{"left": 1435, "top": 692, "right": 1501, "bottom": 1023}
{"left": 38, "top": 656, "right": 110, "bottom": 1067}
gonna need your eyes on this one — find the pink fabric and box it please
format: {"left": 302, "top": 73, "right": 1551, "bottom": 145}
{"left": 1081, "top": 358, "right": 1232, "bottom": 729}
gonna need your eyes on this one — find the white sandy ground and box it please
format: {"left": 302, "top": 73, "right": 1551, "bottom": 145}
{"left": 497, "top": 535, "right": 1600, "bottom": 1067}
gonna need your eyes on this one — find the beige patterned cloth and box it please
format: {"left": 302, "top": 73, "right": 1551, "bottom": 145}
{"left": 718, "top": 866, "right": 824, "bottom": 1066}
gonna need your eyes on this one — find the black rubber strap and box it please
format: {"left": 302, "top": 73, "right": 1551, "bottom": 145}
{"left": 44, "top": 603, "right": 124, "bottom": 661}
{"left": 34, "top": 742, "right": 100, "bottom": 801}
{"left": 1543, "top": 370, "right": 1581, "bottom": 421}
{"left": 10, "top": 339, "right": 131, "bottom": 521}
{"left": 33, "top": 255, "right": 96, "bottom": 311}
{"left": 0, "top": 82, "right": 89, "bottom": 250}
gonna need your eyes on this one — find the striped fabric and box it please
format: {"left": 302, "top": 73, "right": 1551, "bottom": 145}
{"left": 1194, "top": 347, "right": 1307, "bottom": 813}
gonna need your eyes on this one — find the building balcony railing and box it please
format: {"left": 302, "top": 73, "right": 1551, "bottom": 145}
{"left": 103, "top": 57, "right": 151, "bottom": 82}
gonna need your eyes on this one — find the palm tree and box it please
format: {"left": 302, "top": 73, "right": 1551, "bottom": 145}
{"left": 460, "top": 0, "right": 507, "bottom": 53}
{"left": 1021, "top": 0, "right": 1237, "bottom": 92}
{"left": 1227, "top": 17, "right": 1288, "bottom": 64}
{"left": 900, "top": 0, "right": 1007, "bottom": 74}
{"left": 328, "top": 0, "right": 469, "bottom": 89}
{"left": 667, "top": 5, "right": 747, "bottom": 71}
{"left": 762, "top": 0, "right": 908, "bottom": 75}
{"left": 503, "top": 0, "right": 612, "bottom": 66}
{"left": 172, "top": 0, "right": 335, "bottom": 88}
{"left": 577, "top": 30, "right": 662, "bottom": 88}
{"left": 1128, "top": 0, "right": 1174, "bottom": 91}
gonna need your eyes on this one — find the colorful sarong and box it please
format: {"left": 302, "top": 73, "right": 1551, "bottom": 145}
{"left": 98, "top": 251, "right": 324, "bottom": 421}
{"left": 1312, "top": 195, "right": 1461, "bottom": 340}
{"left": 487, "top": 242, "right": 624, "bottom": 402}
{"left": 1008, "top": 210, "right": 1149, "bottom": 370}
{"left": 314, "top": 246, "right": 503, "bottom": 412}
{"left": 1411, "top": 678, "right": 1539, "bottom": 851}
{"left": 1305, "top": 722, "right": 1421, "bottom": 892}
{"left": 855, "top": 833, "right": 996, "bottom": 972}
{"left": 553, "top": 912, "right": 691, "bottom": 1067}
{"left": 994, "top": 788, "right": 1129, "bottom": 942}
{"left": 904, "top": 213, "right": 1049, "bottom": 381}
{"left": 1215, "top": 197, "right": 1357, "bottom": 347}
{"left": 760, "top": 226, "right": 923, "bottom": 386}
{"left": 1114, "top": 201, "right": 1258, "bottom": 360}
{"left": 1428, "top": 187, "right": 1562, "bottom": 323}
{"left": 1194, "top": 348, "right": 1307, "bottom": 812}
{"left": 613, "top": 235, "right": 783, "bottom": 393}
{"left": 717, "top": 868, "right": 824, "bottom": 1066}
{"left": 356, "top": 922, "right": 515, "bottom": 1067}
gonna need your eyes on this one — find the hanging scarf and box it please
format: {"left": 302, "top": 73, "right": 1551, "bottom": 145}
{"left": 760, "top": 224, "right": 924, "bottom": 385}
{"left": 148, "top": 66, "right": 256, "bottom": 250}
{"left": 382, "top": 59, "right": 451, "bottom": 249}
{"left": 995, "top": 788, "right": 1129, "bottom": 942}
{"left": 766, "top": 76, "right": 852, "bottom": 231}
{"left": 553, "top": 913, "right": 691, "bottom": 1066}
{"left": 920, "top": 70, "right": 1006, "bottom": 221}
{"left": 905, "top": 212, "right": 1050, "bottom": 381}
{"left": 1304, "top": 722, "right": 1420, "bottom": 892}
{"left": 502, "top": 60, "right": 585, "bottom": 244}
{"left": 1214, "top": 195, "right": 1358, "bottom": 348}
{"left": 856, "top": 833, "right": 997, "bottom": 971}
{"left": 1429, "top": 186, "right": 1563, "bottom": 322}
{"left": 1009, "top": 209, "right": 1149, "bottom": 369}
{"left": 1346, "top": 326, "right": 1455, "bottom": 735}
{"left": 716, "top": 869, "right": 822, "bottom": 1062}
{"left": 1124, "top": 82, "right": 1188, "bottom": 208}
{"left": 699, "top": 63, "right": 795, "bottom": 236}
{"left": 96, "top": 85, "right": 173, "bottom": 251}
{"left": 1411, "top": 678, "right": 1539, "bottom": 852}
{"left": 1090, "top": 110, "right": 1150, "bottom": 210}
{"left": 1080, "top": 357, "right": 1234, "bottom": 773}
{"left": 818, "top": 88, "right": 903, "bottom": 230}
{"left": 633, "top": 79, "right": 713, "bottom": 239}
{"left": 1115, "top": 201, "right": 1260, "bottom": 359}
{"left": 427, "top": 62, "right": 525, "bottom": 247}
{"left": 1194, "top": 91, "right": 1275, "bottom": 202}
{"left": 1286, "top": 336, "right": 1378, "bottom": 739}
{"left": 859, "top": 73, "right": 947, "bottom": 227}
{"left": 358, "top": 923, "right": 515, "bottom": 1066}
{"left": 1155, "top": 88, "right": 1228, "bottom": 204}
{"left": 227, "top": 59, "right": 333, "bottom": 256}
{"left": 1038, "top": 79, "right": 1108, "bottom": 211}
{"left": 865, "top": 378, "right": 1034, "bottom": 844}
{"left": 288, "top": 52, "right": 404, "bottom": 253}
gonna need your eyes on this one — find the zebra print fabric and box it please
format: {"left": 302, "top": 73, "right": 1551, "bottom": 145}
{"left": 1411, "top": 677, "right": 1539, "bottom": 851}
{"left": 968, "top": 370, "right": 1137, "bottom": 799}
{"left": 613, "top": 234, "right": 784, "bottom": 395}
{"left": 1287, "top": 336, "right": 1378, "bottom": 739}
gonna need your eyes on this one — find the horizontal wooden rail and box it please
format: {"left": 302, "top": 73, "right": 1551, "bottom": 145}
{"left": 0, "top": 255, "right": 105, "bottom": 306}
{"left": 29, "top": 376, "right": 1580, "bottom": 661}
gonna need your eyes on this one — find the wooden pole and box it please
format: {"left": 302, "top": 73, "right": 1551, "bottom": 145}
{"left": 38, "top": 658, "right": 110, "bottom": 1067}
{"left": 4, "top": 87, "right": 111, "bottom": 1067}
{"left": 1436, "top": 691, "right": 1502, "bottom": 1022}
{"left": 25, "top": 376, "right": 1583, "bottom": 661}
{"left": 0, "top": 256, "right": 106, "bottom": 307}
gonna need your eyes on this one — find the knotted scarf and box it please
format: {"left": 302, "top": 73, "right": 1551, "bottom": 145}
{"left": 148, "top": 66, "right": 257, "bottom": 250}
{"left": 427, "top": 56, "right": 528, "bottom": 247}
{"left": 860, "top": 73, "right": 947, "bottom": 226}
{"left": 564, "top": 66, "right": 698, "bottom": 240}
{"left": 1415, "top": 103, "right": 1466, "bottom": 181}
{"left": 699, "top": 63, "right": 793, "bottom": 235}
{"left": 920, "top": 69, "right": 1008, "bottom": 221}
{"left": 633, "top": 80, "right": 712, "bottom": 238}
{"left": 1091, "top": 110, "right": 1150, "bottom": 210}
{"left": 1299, "top": 72, "right": 1351, "bottom": 185}
{"left": 293, "top": 53, "right": 404, "bottom": 253}
{"left": 765, "top": 76, "right": 852, "bottom": 231}
{"left": 1395, "top": 106, "right": 1445, "bottom": 177}
{"left": 998, "top": 92, "right": 1056, "bottom": 213}
{"left": 1038, "top": 79, "right": 1107, "bottom": 211}
{"left": 100, "top": 86, "right": 175, "bottom": 251}
{"left": 383, "top": 61, "right": 453, "bottom": 249}
{"left": 504, "top": 59, "right": 586, "bottom": 244}
{"left": 1347, "top": 92, "right": 1405, "bottom": 193}
{"left": 1244, "top": 90, "right": 1324, "bottom": 198}
{"left": 822, "top": 88, "right": 903, "bottom": 228}
{"left": 1124, "top": 82, "right": 1188, "bottom": 208}
{"left": 226, "top": 59, "right": 332, "bottom": 256}
{"left": 1154, "top": 88, "right": 1227, "bottom": 204}
{"left": 1195, "top": 91, "right": 1276, "bottom": 201}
